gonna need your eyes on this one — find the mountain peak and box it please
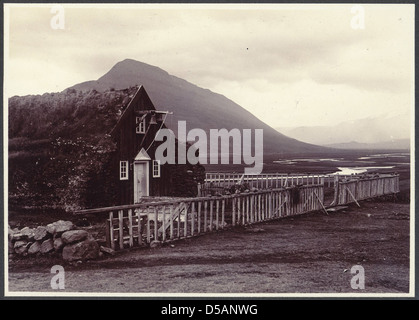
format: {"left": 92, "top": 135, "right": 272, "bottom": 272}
{"left": 98, "top": 59, "right": 170, "bottom": 84}
{"left": 67, "top": 59, "right": 325, "bottom": 154}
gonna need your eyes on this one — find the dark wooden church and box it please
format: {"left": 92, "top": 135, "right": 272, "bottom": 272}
{"left": 109, "top": 85, "right": 204, "bottom": 205}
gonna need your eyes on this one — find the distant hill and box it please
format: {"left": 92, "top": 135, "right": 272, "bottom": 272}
{"left": 68, "top": 59, "right": 325, "bottom": 155}
{"left": 278, "top": 113, "right": 410, "bottom": 148}
{"left": 325, "top": 139, "right": 410, "bottom": 150}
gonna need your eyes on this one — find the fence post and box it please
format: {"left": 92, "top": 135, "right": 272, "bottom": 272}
{"left": 128, "top": 209, "right": 133, "bottom": 248}
{"left": 191, "top": 202, "right": 195, "bottom": 236}
{"left": 221, "top": 199, "right": 225, "bottom": 229}
{"left": 184, "top": 203, "right": 189, "bottom": 238}
{"left": 108, "top": 212, "right": 115, "bottom": 250}
{"left": 118, "top": 210, "right": 124, "bottom": 250}
{"left": 332, "top": 175, "right": 340, "bottom": 206}
{"left": 197, "top": 201, "right": 202, "bottom": 234}
{"left": 137, "top": 210, "right": 143, "bottom": 246}
{"left": 232, "top": 197, "right": 236, "bottom": 226}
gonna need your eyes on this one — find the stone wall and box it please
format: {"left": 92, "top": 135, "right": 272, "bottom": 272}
{"left": 8, "top": 220, "right": 102, "bottom": 262}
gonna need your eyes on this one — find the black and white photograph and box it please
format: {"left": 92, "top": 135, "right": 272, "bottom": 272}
{"left": 3, "top": 3, "right": 415, "bottom": 299}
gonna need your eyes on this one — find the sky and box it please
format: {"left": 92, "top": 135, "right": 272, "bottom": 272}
{"left": 4, "top": 3, "right": 415, "bottom": 129}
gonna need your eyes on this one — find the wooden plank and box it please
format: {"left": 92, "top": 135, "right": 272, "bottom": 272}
{"left": 154, "top": 206, "right": 158, "bottom": 241}
{"left": 162, "top": 206, "right": 166, "bottom": 242}
{"left": 273, "top": 191, "right": 277, "bottom": 217}
{"left": 250, "top": 195, "right": 254, "bottom": 223}
{"left": 270, "top": 192, "right": 273, "bottom": 218}
{"left": 204, "top": 201, "right": 208, "bottom": 232}
{"left": 216, "top": 200, "right": 220, "bottom": 231}
{"left": 105, "top": 217, "right": 111, "bottom": 248}
{"left": 191, "top": 202, "right": 195, "bottom": 236}
{"left": 242, "top": 197, "right": 245, "bottom": 225}
{"left": 177, "top": 203, "right": 181, "bottom": 239}
{"left": 232, "top": 197, "right": 236, "bottom": 226}
{"left": 118, "top": 210, "right": 124, "bottom": 250}
{"left": 262, "top": 193, "right": 265, "bottom": 220}
{"left": 170, "top": 205, "right": 174, "bottom": 239}
{"left": 128, "top": 209, "right": 133, "bottom": 247}
{"left": 184, "top": 203, "right": 188, "bottom": 238}
{"left": 345, "top": 186, "right": 360, "bottom": 207}
{"left": 146, "top": 207, "right": 151, "bottom": 243}
{"left": 266, "top": 192, "right": 270, "bottom": 219}
{"left": 109, "top": 212, "right": 115, "bottom": 250}
{"left": 198, "top": 201, "right": 202, "bottom": 234}
{"left": 236, "top": 195, "right": 240, "bottom": 225}
{"left": 221, "top": 199, "right": 225, "bottom": 229}
{"left": 246, "top": 195, "right": 250, "bottom": 224}
{"left": 209, "top": 200, "right": 214, "bottom": 232}
{"left": 137, "top": 210, "right": 142, "bottom": 246}
{"left": 279, "top": 192, "right": 282, "bottom": 217}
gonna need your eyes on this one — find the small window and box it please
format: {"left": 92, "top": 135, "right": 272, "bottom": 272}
{"left": 120, "top": 161, "right": 129, "bottom": 180}
{"left": 152, "top": 160, "right": 161, "bottom": 178}
{"left": 136, "top": 117, "right": 146, "bottom": 134}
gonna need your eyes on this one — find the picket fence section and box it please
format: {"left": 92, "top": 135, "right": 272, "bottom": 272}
{"left": 336, "top": 174, "right": 399, "bottom": 206}
{"left": 75, "top": 173, "right": 399, "bottom": 251}
{"left": 202, "top": 172, "right": 344, "bottom": 196}
{"left": 77, "top": 184, "right": 324, "bottom": 250}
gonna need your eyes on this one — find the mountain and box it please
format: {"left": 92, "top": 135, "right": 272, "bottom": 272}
{"left": 68, "top": 59, "right": 325, "bottom": 154}
{"left": 325, "top": 139, "right": 410, "bottom": 150}
{"left": 278, "top": 113, "right": 411, "bottom": 148}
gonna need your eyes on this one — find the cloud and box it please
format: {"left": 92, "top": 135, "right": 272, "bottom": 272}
{"left": 5, "top": 4, "right": 414, "bottom": 128}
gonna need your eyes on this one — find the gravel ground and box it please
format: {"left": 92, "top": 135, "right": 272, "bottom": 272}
{"left": 7, "top": 200, "right": 411, "bottom": 296}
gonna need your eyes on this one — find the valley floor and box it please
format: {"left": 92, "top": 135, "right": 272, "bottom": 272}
{"left": 7, "top": 199, "right": 412, "bottom": 296}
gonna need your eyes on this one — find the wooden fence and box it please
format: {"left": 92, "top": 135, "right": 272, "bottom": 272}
{"left": 74, "top": 173, "right": 399, "bottom": 251}
{"left": 201, "top": 172, "right": 344, "bottom": 196}
{"left": 76, "top": 184, "right": 325, "bottom": 251}
{"left": 335, "top": 174, "right": 399, "bottom": 206}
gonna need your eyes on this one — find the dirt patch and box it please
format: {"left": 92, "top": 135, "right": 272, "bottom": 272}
{"left": 7, "top": 199, "right": 411, "bottom": 295}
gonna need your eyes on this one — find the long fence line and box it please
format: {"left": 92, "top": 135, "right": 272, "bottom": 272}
{"left": 203, "top": 172, "right": 346, "bottom": 192}
{"left": 75, "top": 173, "right": 399, "bottom": 251}
{"left": 336, "top": 174, "right": 399, "bottom": 206}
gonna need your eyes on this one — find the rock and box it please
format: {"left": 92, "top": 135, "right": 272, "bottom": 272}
{"left": 53, "top": 237, "right": 64, "bottom": 251}
{"left": 46, "top": 220, "right": 74, "bottom": 235}
{"left": 62, "top": 239, "right": 99, "bottom": 261}
{"left": 15, "top": 244, "right": 28, "bottom": 255}
{"left": 40, "top": 239, "right": 54, "bottom": 254}
{"left": 100, "top": 246, "right": 116, "bottom": 256}
{"left": 14, "top": 240, "right": 27, "bottom": 248}
{"left": 34, "top": 226, "right": 49, "bottom": 241}
{"left": 61, "top": 230, "right": 89, "bottom": 244}
{"left": 12, "top": 232, "right": 24, "bottom": 241}
{"left": 28, "top": 241, "right": 42, "bottom": 254}
{"left": 8, "top": 226, "right": 14, "bottom": 241}
{"left": 20, "top": 227, "right": 35, "bottom": 240}
{"left": 150, "top": 240, "right": 162, "bottom": 248}
{"left": 14, "top": 240, "right": 28, "bottom": 254}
